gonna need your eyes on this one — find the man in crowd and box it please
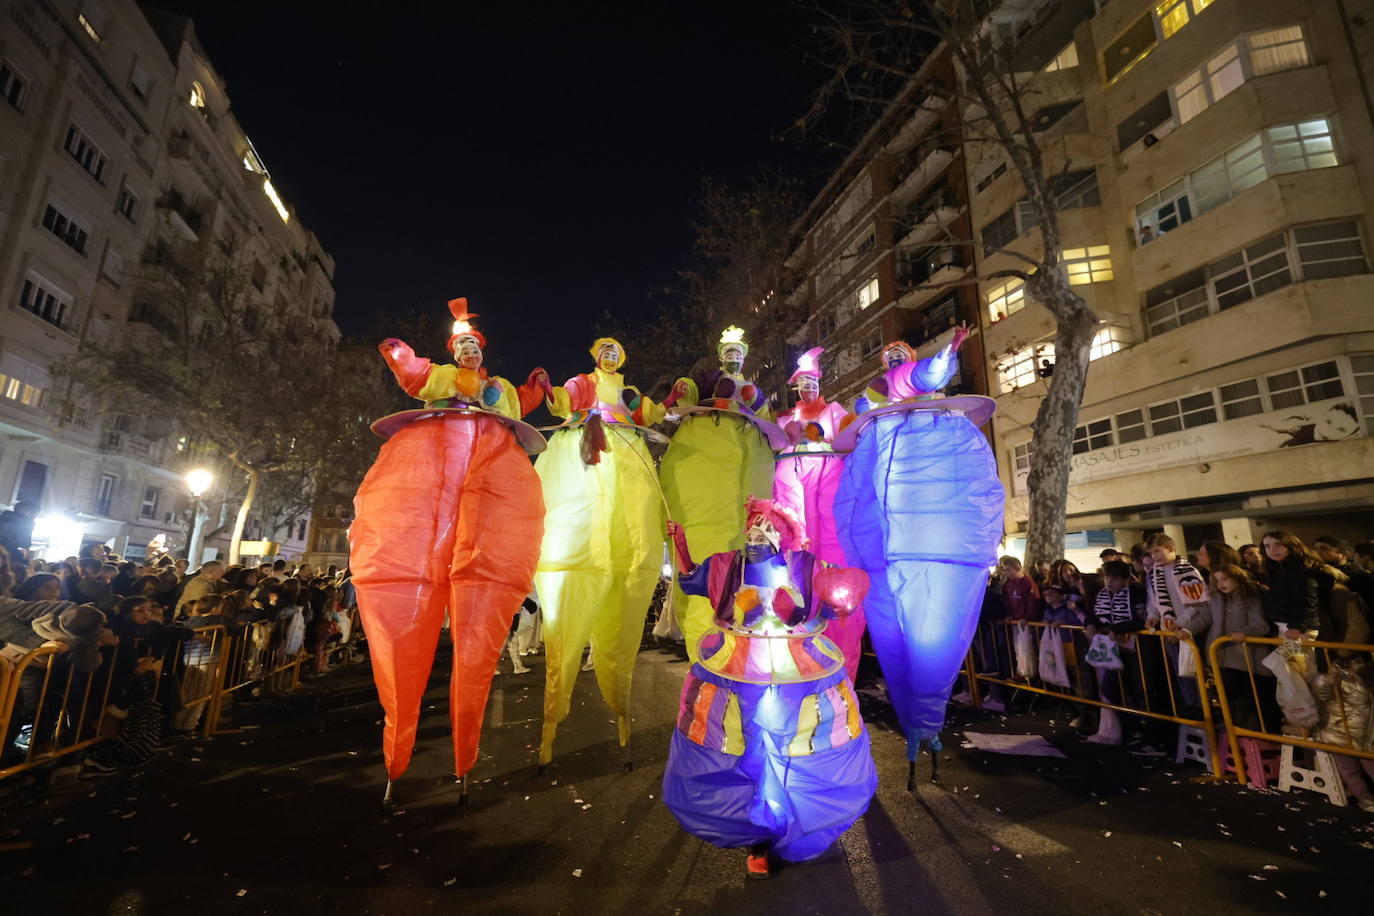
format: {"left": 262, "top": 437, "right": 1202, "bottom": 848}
{"left": 176, "top": 561, "right": 226, "bottom": 616}
{"left": 72, "top": 558, "right": 117, "bottom": 612}
{"left": 0, "top": 499, "right": 39, "bottom": 563}
{"left": 1315, "top": 536, "right": 1374, "bottom": 617}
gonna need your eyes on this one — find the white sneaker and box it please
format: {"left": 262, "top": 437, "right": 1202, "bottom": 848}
{"left": 1358, "top": 797, "right": 1374, "bottom": 814}
{"left": 982, "top": 698, "right": 1006, "bottom": 712}
{"left": 512, "top": 666, "right": 531, "bottom": 674}
{"left": 580, "top": 662, "right": 594, "bottom": 671}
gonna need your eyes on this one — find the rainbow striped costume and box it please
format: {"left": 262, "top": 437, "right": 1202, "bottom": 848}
{"left": 662, "top": 549, "right": 877, "bottom": 862}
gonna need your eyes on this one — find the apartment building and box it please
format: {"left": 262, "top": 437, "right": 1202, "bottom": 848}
{"left": 975, "top": 0, "right": 1374, "bottom": 560}
{"left": 783, "top": 45, "right": 989, "bottom": 410}
{"left": 0, "top": 0, "right": 337, "bottom": 561}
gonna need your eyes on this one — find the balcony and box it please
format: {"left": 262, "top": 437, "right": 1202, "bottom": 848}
{"left": 896, "top": 190, "right": 962, "bottom": 251}
{"left": 898, "top": 246, "right": 969, "bottom": 309}
{"left": 156, "top": 189, "right": 202, "bottom": 242}
{"left": 885, "top": 90, "right": 951, "bottom": 155}
{"left": 891, "top": 144, "right": 955, "bottom": 208}
{"left": 166, "top": 131, "right": 191, "bottom": 159}
{"left": 102, "top": 431, "right": 155, "bottom": 459}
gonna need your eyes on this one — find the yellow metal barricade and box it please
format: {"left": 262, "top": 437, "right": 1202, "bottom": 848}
{"left": 1208, "top": 634, "right": 1374, "bottom": 786}
{"left": 965, "top": 619, "right": 1223, "bottom": 777}
{"left": 0, "top": 644, "right": 121, "bottom": 780}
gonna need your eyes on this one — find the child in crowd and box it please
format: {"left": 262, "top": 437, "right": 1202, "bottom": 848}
{"left": 1001, "top": 556, "right": 1042, "bottom": 621}
{"left": 1147, "top": 534, "right": 1211, "bottom": 712}
{"left": 1084, "top": 561, "right": 1153, "bottom": 749}
{"left": 1188, "top": 565, "right": 1278, "bottom": 731}
{"left": 1310, "top": 659, "right": 1374, "bottom": 814}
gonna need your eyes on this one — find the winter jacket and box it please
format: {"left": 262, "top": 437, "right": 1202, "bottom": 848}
{"left": 1311, "top": 660, "right": 1374, "bottom": 749}
{"left": 1003, "top": 576, "right": 1042, "bottom": 621}
{"left": 1205, "top": 591, "right": 1270, "bottom": 671}
{"left": 176, "top": 574, "right": 222, "bottom": 615}
{"left": 0, "top": 509, "right": 35, "bottom": 559}
{"left": 0, "top": 596, "right": 80, "bottom": 652}
{"left": 1261, "top": 562, "right": 1327, "bottom": 633}
{"left": 1327, "top": 568, "right": 1371, "bottom": 655}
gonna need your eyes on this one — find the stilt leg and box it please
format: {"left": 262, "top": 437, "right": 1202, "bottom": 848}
{"left": 457, "top": 774, "right": 469, "bottom": 805}
{"left": 383, "top": 779, "right": 395, "bottom": 806}
{"left": 906, "top": 759, "right": 916, "bottom": 793}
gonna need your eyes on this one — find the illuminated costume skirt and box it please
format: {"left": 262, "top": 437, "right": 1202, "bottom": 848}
{"left": 662, "top": 627, "right": 877, "bottom": 861}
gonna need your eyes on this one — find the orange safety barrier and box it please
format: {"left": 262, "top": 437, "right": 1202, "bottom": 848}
{"left": 0, "top": 643, "right": 122, "bottom": 780}
{"left": 1207, "top": 634, "right": 1374, "bottom": 787}
{"left": 963, "top": 619, "right": 1223, "bottom": 777}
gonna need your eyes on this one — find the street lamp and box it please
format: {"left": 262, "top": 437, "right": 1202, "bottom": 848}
{"left": 183, "top": 469, "right": 213, "bottom": 563}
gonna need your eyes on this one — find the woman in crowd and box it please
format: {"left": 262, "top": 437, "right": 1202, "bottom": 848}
{"left": 1195, "top": 565, "right": 1277, "bottom": 730}
{"left": 1195, "top": 541, "right": 1241, "bottom": 579}
{"left": 15, "top": 572, "right": 62, "bottom": 601}
{"left": 1260, "top": 530, "right": 1335, "bottom": 639}
{"left": 1047, "top": 559, "right": 1089, "bottom": 613}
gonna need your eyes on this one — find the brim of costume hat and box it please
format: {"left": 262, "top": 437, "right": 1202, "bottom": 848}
{"left": 371, "top": 407, "right": 547, "bottom": 454}
{"left": 831, "top": 395, "right": 996, "bottom": 452}
{"left": 669, "top": 405, "right": 789, "bottom": 451}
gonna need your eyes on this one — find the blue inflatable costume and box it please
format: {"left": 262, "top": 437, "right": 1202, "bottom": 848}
{"left": 834, "top": 330, "right": 1004, "bottom": 788}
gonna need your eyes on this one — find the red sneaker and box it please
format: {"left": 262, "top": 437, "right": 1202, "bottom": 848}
{"left": 746, "top": 847, "right": 771, "bottom": 879}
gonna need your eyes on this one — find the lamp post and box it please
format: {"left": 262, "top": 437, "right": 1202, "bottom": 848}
{"left": 183, "top": 469, "right": 213, "bottom": 564}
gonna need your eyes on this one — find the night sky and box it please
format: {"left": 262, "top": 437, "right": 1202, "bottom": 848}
{"left": 155, "top": 0, "right": 835, "bottom": 384}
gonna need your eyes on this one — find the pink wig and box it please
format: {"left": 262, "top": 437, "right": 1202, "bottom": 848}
{"left": 744, "top": 496, "right": 808, "bottom": 552}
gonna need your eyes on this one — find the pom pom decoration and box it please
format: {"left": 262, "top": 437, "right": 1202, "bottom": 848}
{"left": 743, "top": 496, "right": 807, "bottom": 553}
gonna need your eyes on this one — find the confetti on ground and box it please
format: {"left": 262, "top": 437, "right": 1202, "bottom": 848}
{"left": 379, "top": 864, "right": 391, "bottom": 870}
{"left": 1263, "top": 865, "right": 1278, "bottom": 871}
{"left": 572, "top": 869, "right": 583, "bottom": 878}
{"left": 444, "top": 878, "right": 456, "bottom": 887}
{"left": 1104, "top": 831, "right": 1112, "bottom": 838}
{"left": 236, "top": 890, "right": 247, "bottom": 898}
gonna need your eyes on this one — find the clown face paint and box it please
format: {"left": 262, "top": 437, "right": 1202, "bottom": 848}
{"left": 597, "top": 344, "right": 622, "bottom": 372}
{"left": 884, "top": 346, "right": 910, "bottom": 369}
{"left": 456, "top": 340, "right": 483, "bottom": 370}
{"left": 720, "top": 344, "right": 746, "bottom": 375}
{"left": 796, "top": 376, "right": 820, "bottom": 403}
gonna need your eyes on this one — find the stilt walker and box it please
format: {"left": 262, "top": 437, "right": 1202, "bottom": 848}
{"left": 771, "top": 347, "right": 862, "bottom": 680}
{"left": 662, "top": 499, "right": 874, "bottom": 879}
{"left": 349, "top": 300, "right": 547, "bottom": 802}
{"left": 532, "top": 337, "right": 667, "bottom": 770}
{"left": 661, "top": 326, "right": 784, "bottom": 664}
{"left": 833, "top": 325, "right": 1003, "bottom": 787}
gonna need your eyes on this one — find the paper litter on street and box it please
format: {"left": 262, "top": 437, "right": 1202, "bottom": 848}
{"left": 962, "top": 732, "right": 1067, "bottom": 758}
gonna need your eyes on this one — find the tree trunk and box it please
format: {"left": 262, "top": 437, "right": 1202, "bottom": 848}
{"left": 228, "top": 465, "right": 259, "bottom": 565}
{"left": 1023, "top": 279, "right": 1098, "bottom": 569}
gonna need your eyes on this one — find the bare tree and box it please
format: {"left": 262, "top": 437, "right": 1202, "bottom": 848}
{"left": 802, "top": 0, "right": 1100, "bottom": 566}
{"left": 60, "top": 237, "right": 350, "bottom": 563}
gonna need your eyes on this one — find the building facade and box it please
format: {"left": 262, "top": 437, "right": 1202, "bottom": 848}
{"left": 0, "top": 0, "right": 337, "bottom": 562}
{"left": 978, "top": 0, "right": 1374, "bottom": 561}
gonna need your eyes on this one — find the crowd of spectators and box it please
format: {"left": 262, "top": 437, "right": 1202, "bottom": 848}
{"left": 0, "top": 514, "right": 358, "bottom": 781}
{"left": 975, "top": 530, "right": 1374, "bottom": 812}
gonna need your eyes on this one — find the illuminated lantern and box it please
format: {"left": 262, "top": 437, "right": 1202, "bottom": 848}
{"left": 661, "top": 326, "right": 785, "bottom": 664}
{"left": 662, "top": 498, "right": 874, "bottom": 876}
{"left": 532, "top": 337, "right": 667, "bottom": 769}
{"left": 349, "top": 299, "right": 548, "bottom": 802}
{"left": 771, "top": 347, "right": 865, "bottom": 680}
{"left": 832, "top": 328, "right": 1004, "bottom": 786}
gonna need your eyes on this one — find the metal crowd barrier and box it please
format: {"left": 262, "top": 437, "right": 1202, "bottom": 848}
{"left": 963, "top": 619, "right": 1224, "bottom": 776}
{"left": 1207, "top": 634, "right": 1374, "bottom": 787}
{"left": 0, "top": 611, "right": 369, "bottom": 782}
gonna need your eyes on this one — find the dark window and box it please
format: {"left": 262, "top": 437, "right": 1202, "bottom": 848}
{"left": 1117, "top": 91, "right": 1172, "bottom": 150}
{"left": 1104, "top": 13, "right": 1157, "bottom": 82}
{"left": 41, "top": 204, "right": 89, "bottom": 255}
{"left": 981, "top": 208, "right": 1018, "bottom": 254}
{"left": 116, "top": 186, "right": 138, "bottom": 221}
{"left": 95, "top": 473, "right": 116, "bottom": 516}
{"left": 1030, "top": 101, "right": 1081, "bottom": 132}
{"left": 1051, "top": 169, "right": 1100, "bottom": 210}
{"left": 19, "top": 279, "right": 69, "bottom": 329}
{"left": 63, "top": 125, "right": 108, "bottom": 183}
{"left": 0, "top": 61, "right": 27, "bottom": 110}
{"left": 16, "top": 460, "right": 47, "bottom": 504}
{"left": 1295, "top": 220, "right": 1367, "bottom": 279}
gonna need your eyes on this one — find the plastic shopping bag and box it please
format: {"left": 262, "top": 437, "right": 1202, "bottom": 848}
{"left": 1085, "top": 633, "right": 1123, "bottom": 670}
{"left": 1013, "top": 622, "right": 1038, "bottom": 679}
{"left": 1038, "top": 625, "right": 1071, "bottom": 688}
{"left": 1177, "top": 639, "right": 1199, "bottom": 679}
{"left": 1262, "top": 646, "right": 1319, "bottom": 728}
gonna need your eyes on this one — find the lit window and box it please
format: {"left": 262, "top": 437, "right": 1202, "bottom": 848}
{"left": 856, "top": 277, "right": 880, "bottom": 310}
{"left": 1064, "top": 246, "right": 1114, "bottom": 285}
{"left": 189, "top": 81, "right": 206, "bottom": 110}
{"left": 1155, "top": 0, "right": 1214, "bottom": 40}
{"left": 996, "top": 342, "right": 1054, "bottom": 392}
{"left": 262, "top": 178, "right": 290, "bottom": 223}
{"left": 78, "top": 3, "right": 105, "bottom": 42}
{"left": 1043, "top": 42, "right": 1079, "bottom": 72}
{"left": 986, "top": 278, "right": 1025, "bottom": 321}
{"left": 1249, "top": 26, "right": 1310, "bottom": 75}
{"left": 1268, "top": 119, "right": 1336, "bottom": 174}
{"left": 0, "top": 356, "right": 50, "bottom": 410}
{"left": 1090, "top": 325, "right": 1129, "bottom": 360}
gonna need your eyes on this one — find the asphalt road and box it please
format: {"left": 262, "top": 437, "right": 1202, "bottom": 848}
{"left": 2, "top": 642, "right": 1371, "bottom": 915}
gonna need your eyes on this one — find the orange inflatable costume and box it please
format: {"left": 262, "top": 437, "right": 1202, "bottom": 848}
{"left": 349, "top": 299, "right": 547, "bottom": 801}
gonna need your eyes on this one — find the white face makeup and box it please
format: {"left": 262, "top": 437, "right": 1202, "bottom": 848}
{"left": 720, "top": 345, "right": 746, "bottom": 374}
{"left": 597, "top": 345, "right": 621, "bottom": 372}
{"left": 456, "top": 340, "right": 483, "bottom": 370}
{"left": 745, "top": 520, "right": 779, "bottom": 549}
{"left": 884, "top": 346, "right": 909, "bottom": 368}
{"left": 796, "top": 376, "right": 820, "bottom": 403}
